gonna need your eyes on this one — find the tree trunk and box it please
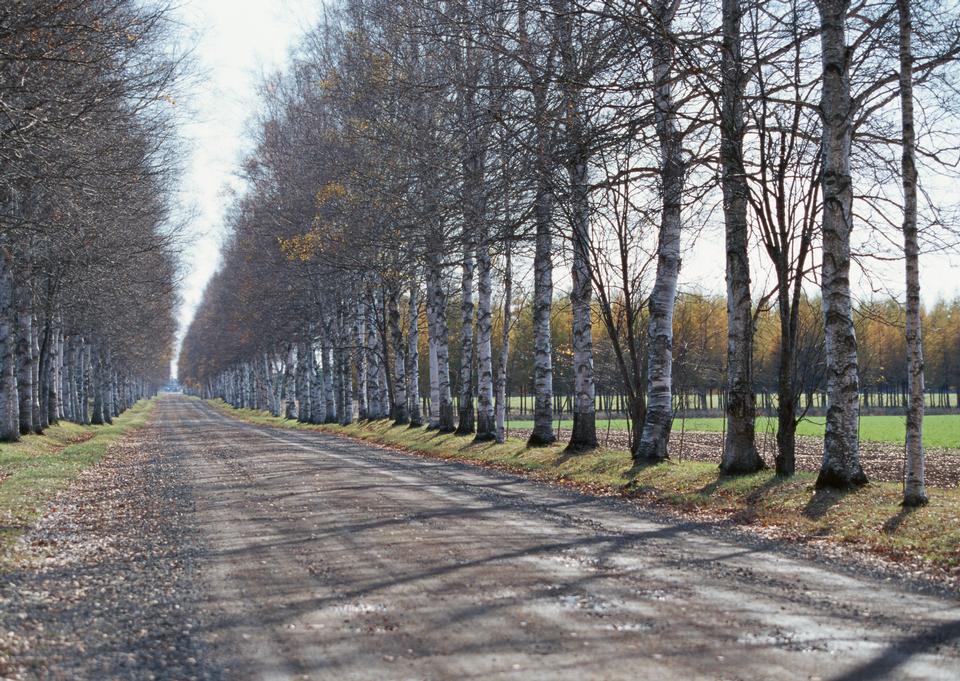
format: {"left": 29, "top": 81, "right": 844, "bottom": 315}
{"left": 456, "top": 225, "right": 476, "bottom": 435}
{"left": 321, "top": 342, "right": 336, "bottom": 423}
{"left": 30, "top": 316, "right": 42, "bottom": 431}
{"left": 815, "top": 0, "right": 867, "bottom": 489}
{"left": 338, "top": 307, "right": 353, "bottom": 425}
{"left": 553, "top": 0, "right": 597, "bottom": 451}
{"left": 529, "top": 163, "right": 556, "bottom": 446}
{"left": 775, "top": 293, "right": 799, "bottom": 476}
{"left": 296, "top": 341, "right": 310, "bottom": 423}
{"left": 427, "top": 254, "right": 454, "bottom": 432}
{"left": 898, "top": 0, "right": 927, "bottom": 507}
{"left": 0, "top": 249, "right": 19, "bottom": 442}
{"left": 720, "top": 0, "right": 762, "bottom": 474}
{"left": 388, "top": 286, "right": 409, "bottom": 425}
{"left": 91, "top": 345, "right": 105, "bottom": 425}
{"left": 15, "top": 282, "right": 34, "bottom": 435}
{"left": 475, "top": 235, "right": 495, "bottom": 441}
{"left": 495, "top": 243, "right": 513, "bottom": 444}
{"left": 568, "top": 153, "right": 597, "bottom": 451}
{"left": 636, "top": 0, "right": 683, "bottom": 463}
{"left": 354, "top": 302, "right": 368, "bottom": 420}
{"left": 365, "top": 297, "right": 381, "bottom": 419}
{"left": 407, "top": 281, "right": 423, "bottom": 428}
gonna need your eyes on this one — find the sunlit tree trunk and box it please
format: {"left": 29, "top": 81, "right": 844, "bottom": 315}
{"left": 475, "top": 230, "right": 495, "bottom": 441}
{"left": 296, "top": 340, "right": 310, "bottom": 423}
{"left": 720, "top": 0, "right": 762, "bottom": 474}
{"left": 354, "top": 302, "right": 368, "bottom": 420}
{"left": 456, "top": 225, "right": 476, "bottom": 434}
{"left": 553, "top": 0, "right": 597, "bottom": 451}
{"left": 365, "top": 297, "right": 382, "bottom": 419}
{"left": 898, "top": 0, "right": 927, "bottom": 507}
{"left": 320, "top": 313, "right": 337, "bottom": 423}
{"left": 308, "top": 340, "right": 323, "bottom": 424}
{"left": 30, "top": 317, "right": 43, "bottom": 430}
{"left": 427, "top": 253, "right": 454, "bottom": 432}
{"left": 815, "top": 0, "right": 867, "bottom": 489}
{"left": 282, "top": 344, "right": 297, "bottom": 419}
{"left": 338, "top": 306, "right": 353, "bottom": 425}
{"left": 529, "top": 127, "right": 556, "bottom": 446}
{"left": 495, "top": 243, "right": 513, "bottom": 444}
{"left": 636, "top": 0, "right": 684, "bottom": 463}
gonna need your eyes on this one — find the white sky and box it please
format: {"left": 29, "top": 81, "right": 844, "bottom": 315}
{"left": 170, "top": 0, "right": 321, "bottom": 378}
{"left": 168, "top": 0, "right": 960, "bottom": 378}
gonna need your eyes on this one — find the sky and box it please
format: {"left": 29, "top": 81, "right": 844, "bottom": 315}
{"left": 169, "top": 0, "right": 959, "bottom": 378}
{"left": 169, "top": 0, "right": 321, "bottom": 378}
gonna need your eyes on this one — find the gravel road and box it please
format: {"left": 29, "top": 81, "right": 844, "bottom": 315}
{"left": 3, "top": 395, "right": 959, "bottom": 680}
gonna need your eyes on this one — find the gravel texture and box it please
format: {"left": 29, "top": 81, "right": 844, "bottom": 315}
{"left": 2, "top": 397, "right": 958, "bottom": 681}
{"left": 167, "top": 397, "right": 959, "bottom": 680}
{"left": 0, "top": 425, "right": 219, "bottom": 681}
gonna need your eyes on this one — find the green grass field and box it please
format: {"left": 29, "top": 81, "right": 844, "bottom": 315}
{"left": 0, "top": 400, "right": 155, "bottom": 564}
{"left": 504, "top": 414, "right": 960, "bottom": 448}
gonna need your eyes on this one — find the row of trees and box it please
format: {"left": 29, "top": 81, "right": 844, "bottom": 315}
{"left": 489, "top": 292, "right": 960, "bottom": 413}
{"left": 179, "top": 0, "right": 960, "bottom": 507}
{"left": 0, "top": 1, "right": 182, "bottom": 440}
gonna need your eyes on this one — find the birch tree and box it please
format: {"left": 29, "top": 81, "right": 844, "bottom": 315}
{"left": 898, "top": 0, "right": 927, "bottom": 507}
{"left": 814, "top": 0, "right": 868, "bottom": 489}
{"left": 719, "top": 0, "right": 762, "bottom": 474}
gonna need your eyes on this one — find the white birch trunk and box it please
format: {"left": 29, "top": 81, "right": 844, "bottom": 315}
{"left": 296, "top": 341, "right": 309, "bottom": 422}
{"left": 321, "top": 340, "right": 336, "bottom": 424}
{"left": 408, "top": 282, "right": 423, "bottom": 427}
{"left": 636, "top": 0, "right": 684, "bottom": 462}
{"left": 475, "top": 236, "right": 495, "bottom": 441}
{"left": 457, "top": 212, "right": 476, "bottom": 435}
{"left": 281, "top": 346, "right": 296, "bottom": 419}
{"left": 427, "top": 255, "right": 454, "bottom": 431}
{"left": 30, "top": 317, "right": 42, "bottom": 430}
{"left": 338, "top": 306, "right": 354, "bottom": 425}
{"left": 898, "top": 0, "right": 927, "bottom": 506}
{"left": 365, "top": 296, "right": 384, "bottom": 419}
{"left": 495, "top": 244, "right": 513, "bottom": 444}
{"left": 568, "top": 154, "right": 596, "bottom": 450}
{"left": 388, "top": 286, "right": 409, "bottom": 424}
{"left": 529, "top": 149, "right": 555, "bottom": 446}
{"left": 720, "top": 0, "right": 762, "bottom": 474}
{"left": 354, "top": 301, "right": 368, "bottom": 420}
{"left": 815, "top": 0, "right": 867, "bottom": 489}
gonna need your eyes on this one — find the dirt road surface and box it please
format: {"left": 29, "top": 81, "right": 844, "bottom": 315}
{"left": 138, "top": 396, "right": 956, "bottom": 681}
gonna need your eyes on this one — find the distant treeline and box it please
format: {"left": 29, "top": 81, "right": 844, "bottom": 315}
{"left": 436, "top": 292, "right": 960, "bottom": 414}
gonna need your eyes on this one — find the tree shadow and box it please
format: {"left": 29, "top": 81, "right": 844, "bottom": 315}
{"left": 618, "top": 459, "right": 672, "bottom": 495}
{"left": 802, "top": 487, "right": 850, "bottom": 520}
{"left": 881, "top": 505, "right": 919, "bottom": 535}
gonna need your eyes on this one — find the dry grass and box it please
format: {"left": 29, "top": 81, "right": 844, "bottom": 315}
{"left": 0, "top": 400, "right": 156, "bottom": 564}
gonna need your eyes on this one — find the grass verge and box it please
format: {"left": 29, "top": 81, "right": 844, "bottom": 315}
{"left": 208, "top": 400, "right": 960, "bottom": 582}
{"left": 0, "top": 400, "right": 156, "bottom": 565}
